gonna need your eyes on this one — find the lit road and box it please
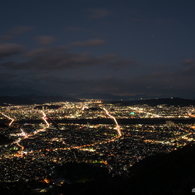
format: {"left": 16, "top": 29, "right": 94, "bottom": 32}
{"left": 0, "top": 112, "right": 15, "bottom": 126}
{"left": 102, "top": 107, "right": 122, "bottom": 137}
{"left": 41, "top": 111, "right": 50, "bottom": 128}
{"left": 188, "top": 113, "right": 195, "bottom": 118}
{"left": 9, "top": 111, "right": 50, "bottom": 154}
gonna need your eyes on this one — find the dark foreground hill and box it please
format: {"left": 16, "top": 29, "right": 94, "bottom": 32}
{"left": 1, "top": 144, "right": 195, "bottom": 194}
{"left": 56, "top": 144, "right": 195, "bottom": 195}
{"left": 127, "top": 144, "right": 195, "bottom": 195}
{"left": 0, "top": 134, "right": 13, "bottom": 145}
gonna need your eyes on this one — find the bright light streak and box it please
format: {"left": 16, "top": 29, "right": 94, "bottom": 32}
{"left": 0, "top": 112, "right": 15, "bottom": 126}
{"left": 41, "top": 111, "right": 50, "bottom": 128}
{"left": 188, "top": 113, "right": 195, "bottom": 118}
{"left": 82, "top": 106, "right": 89, "bottom": 111}
{"left": 103, "top": 108, "right": 122, "bottom": 137}
{"left": 20, "top": 129, "right": 27, "bottom": 137}
{"left": 44, "top": 178, "right": 50, "bottom": 184}
{"left": 16, "top": 143, "right": 24, "bottom": 151}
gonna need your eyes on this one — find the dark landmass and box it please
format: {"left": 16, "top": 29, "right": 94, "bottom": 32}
{"left": 49, "top": 118, "right": 195, "bottom": 125}
{"left": 0, "top": 95, "right": 81, "bottom": 106}
{"left": 0, "top": 134, "right": 13, "bottom": 145}
{"left": 71, "top": 92, "right": 160, "bottom": 101}
{"left": 34, "top": 105, "right": 62, "bottom": 110}
{"left": 87, "top": 107, "right": 102, "bottom": 111}
{"left": 0, "top": 118, "right": 194, "bottom": 125}
{"left": 0, "top": 123, "right": 8, "bottom": 128}
{"left": 115, "top": 97, "right": 195, "bottom": 106}
{"left": 0, "top": 96, "right": 35, "bottom": 105}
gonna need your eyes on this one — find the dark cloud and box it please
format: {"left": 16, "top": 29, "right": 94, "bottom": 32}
{"left": 23, "top": 73, "right": 194, "bottom": 97}
{"left": 23, "top": 46, "right": 67, "bottom": 58}
{"left": 0, "top": 71, "right": 19, "bottom": 88}
{"left": 182, "top": 59, "right": 194, "bottom": 66}
{"left": 89, "top": 8, "right": 111, "bottom": 19}
{"left": 35, "top": 36, "right": 55, "bottom": 45}
{"left": 7, "top": 26, "right": 33, "bottom": 35}
{"left": 1, "top": 48, "right": 118, "bottom": 70}
{"left": 111, "top": 59, "right": 138, "bottom": 71}
{"left": 0, "top": 35, "right": 14, "bottom": 40}
{"left": 0, "top": 26, "right": 34, "bottom": 40}
{"left": 1, "top": 61, "right": 195, "bottom": 98}
{"left": 150, "top": 63, "right": 171, "bottom": 70}
{"left": 0, "top": 43, "right": 24, "bottom": 59}
{"left": 70, "top": 39, "right": 106, "bottom": 47}
{"left": 0, "top": 72, "right": 18, "bottom": 79}
{"left": 65, "top": 27, "right": 87, "bottom": 32}
{"left": 129, "top": 17, "right": 174, "bottom": 24}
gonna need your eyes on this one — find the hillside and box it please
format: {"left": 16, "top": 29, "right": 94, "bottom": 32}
{"left": 58, "top": 144, "right": 195, "bottom": 195}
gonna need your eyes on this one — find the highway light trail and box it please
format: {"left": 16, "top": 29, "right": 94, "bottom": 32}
{"left": 12, "top": 111, "right": 51, "bottom": 155}
{"left": 12, "top": 128, "right": 47, "bottom": 155}
{"left": 188, "top": 113, "right": 195, "bottom": 118}
{"left": 0, "top": 112, "right": 15, "bottom": 126}
{"left": 102, "top": 107, "right": 122, "bottom": 137}
{"left": 41, "top": 111, "right": 50, "bottom": 128}
{"left": 82, "top": 105, "right": 89, "bottom": 111}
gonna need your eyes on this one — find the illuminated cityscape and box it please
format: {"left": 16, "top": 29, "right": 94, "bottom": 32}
{"left": 0, "top": 99, "right": 195, "bottom": 189}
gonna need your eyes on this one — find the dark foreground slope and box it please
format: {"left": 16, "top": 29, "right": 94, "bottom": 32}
{"left": 59, "top": 144, "right": 195, "bottom": 195}
{"left": 127, "top": 144, "right": 195, "bottom": 195}
{"left": 1, "top": 144, "right": 195, "bottom": 195}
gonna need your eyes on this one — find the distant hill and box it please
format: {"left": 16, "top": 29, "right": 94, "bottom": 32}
{"left": 71, "top": 92, "right": 159, "bottom": 101}
{"left": 0, "top": 95, "right": 81, "bottom": 105}
{"left": 118, "top": 97, "right": 195, "bottom": 106}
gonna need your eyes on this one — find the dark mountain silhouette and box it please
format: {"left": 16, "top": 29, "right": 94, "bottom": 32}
{"left": 119, "top": 97, "right": 195, "bottom": 106}
{"left": 71, "top": 92, "right": 159, "bottom": 101}
{"left": 0, "top": 95, "right": 81, "bottom": 105}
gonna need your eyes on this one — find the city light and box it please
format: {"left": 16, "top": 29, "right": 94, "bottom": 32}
{"left": 0, "top": 100, "right": 194, "bottom": 183}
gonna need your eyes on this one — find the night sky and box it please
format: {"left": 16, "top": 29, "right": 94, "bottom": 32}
{"left": 0, "top": 0, "right": 195, "bottom": 98}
